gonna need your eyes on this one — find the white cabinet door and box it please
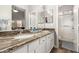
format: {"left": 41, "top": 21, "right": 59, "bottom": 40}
{"left": 46, "top": 36, "right": 51, "bottom": 52}
{"left": 50, "top": 33, "right": 54, "bottom": 48}
{"left": 13, "top": 44, "right": 27, "bottom": 53}
{"left": 46, "top": 33, "right": 54, "bottom": 52}
{"left": 36, "top": 42, "right": 46, "bottom": 53}
{"left": 36, "top": 37, "right": 47, "bottom": 53}
{"left": 36, "top": 33, "right": 54, "bottom": 53}
{"left": 28, "top": 39, "right": 39, "bottom": 53}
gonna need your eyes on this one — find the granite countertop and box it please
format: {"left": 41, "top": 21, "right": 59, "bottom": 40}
{"left": 0, "top": 29, "right": 55, "bottom": 53}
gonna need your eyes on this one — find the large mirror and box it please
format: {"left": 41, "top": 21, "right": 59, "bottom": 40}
{"left": 38, "top": 6, "right": 53, "bottom": 24}
{"left": 12, "top": 5, "right": 26, "bottom": 30}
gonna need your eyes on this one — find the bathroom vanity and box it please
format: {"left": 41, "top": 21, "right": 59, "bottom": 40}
{"left": 0, "top": 29, "right": 55, "bottom": 53}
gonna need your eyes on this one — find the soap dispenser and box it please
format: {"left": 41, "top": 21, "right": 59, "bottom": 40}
{"left": 33, "top": 27, "right": 36, "bottom": 31}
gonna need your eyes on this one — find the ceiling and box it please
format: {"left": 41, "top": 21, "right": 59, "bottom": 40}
{"left": 58, "top": 5, "right": 74, "bottom": 12}
{"left": 12, "top": 6, "right": 25, "bottom": 20}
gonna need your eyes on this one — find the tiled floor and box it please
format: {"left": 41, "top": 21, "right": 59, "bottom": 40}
{"left": 50, "top": 40, "right": 75, "bottom": 53}
{"left": 50, "top": 47, "right": 75, "bottom": 53}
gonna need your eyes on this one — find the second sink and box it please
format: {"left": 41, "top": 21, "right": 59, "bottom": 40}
{"left": 14, "top": 34, "right": 34, "bottom": 40}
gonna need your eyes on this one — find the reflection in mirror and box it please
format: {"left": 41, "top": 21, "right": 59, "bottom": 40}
{"left": 0, "top": 19, "right": 8, "bottom": 31}
{"left": 38, "top": 6, "right": 53, "bottom": 24}
{"left": 12, "top": 5, "right": 26, "bottom": 30}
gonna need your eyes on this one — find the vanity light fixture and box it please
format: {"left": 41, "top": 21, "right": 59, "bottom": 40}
{"left": 13, "top": 9, "right": 19, "bottom": 13}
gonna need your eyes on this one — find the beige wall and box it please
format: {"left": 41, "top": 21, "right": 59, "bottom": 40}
{"left": 0, "top": 5, "right": 12, "bottom": 31}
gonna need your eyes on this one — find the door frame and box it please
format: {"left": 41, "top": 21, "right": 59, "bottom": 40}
{"left": 73, "top": 6, "right": 79, "bottom": 52}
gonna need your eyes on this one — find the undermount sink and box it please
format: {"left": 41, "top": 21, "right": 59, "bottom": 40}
{"left": 30, "top": 29, "right": 42, "bottom": 33}
{"left": 14, "top": 34, "right": 34, "bottom": 40}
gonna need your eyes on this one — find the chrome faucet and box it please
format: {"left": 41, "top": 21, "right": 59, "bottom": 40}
{"left": 19, "top": 29, "right": 23, "bottom": 34}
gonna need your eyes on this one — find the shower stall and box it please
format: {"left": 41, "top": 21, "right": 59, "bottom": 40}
{"left": 58, "top": 5, "right": 77, "bottom": 52}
